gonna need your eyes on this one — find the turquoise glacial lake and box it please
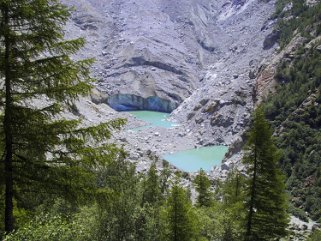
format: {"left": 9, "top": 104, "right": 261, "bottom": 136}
{"left": 127, "top": 110, "right": 228, "bottom": 172}
{"left": 128, "top": 111, "right": 177, "bottom": 128}
{"left": 163, "top": 146, "right": 229, "bottom": 172}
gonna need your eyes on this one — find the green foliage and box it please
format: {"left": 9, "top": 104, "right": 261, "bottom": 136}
{"left": 307, "top": 229, "right": 321, "bottom": 241}
{"left": 1, "top": 0, "right": 307, "bottom": 238}
{"left": 94, "top": 155, "right": 142, "bottom": 241}
{"left": 0, "top": 188, "right": 3, "bottom": 238}
{"left": 165, "top": 182, "right": 199, "bottom": 241}
{"left": 0, "top": 0, "right": 125, "bottom": 232}
{"left": 263, "top": 46, "right": 321, "bottom": 221}
{"left": 5, "top": 205, "right": 96, "bottom": 241}
{"left": 2, "top": 156, "right": 293, "bottom": 241}
{"left": 220, "top": 170, "right": 245, "bottom": 207}
{"left": 4, "top": 159, "right": 167, "bottom": 241}
{"left": 256, "top": 0, "right": 321, "bottom": 228}
{"left": 5, "top": 214, "right": 83, "bottom": 241}
{"left": 142, "top": 162, "right": 162, "bottom": 205}
{"left": 213, "top": 170, "right": 247, "bottom": 241}
{"left": 194, "top": 169, "right": 213, "bottom": 207}
{"left": 243, "top": 108, "right": 289, "bottom": 241}
{"left": 134, "top": 204, "right": 167, "bottom": 241}
{"left": 288, "top": 204, "right": 309, "bottom": 222}
{"left": 267, "top": 1, "right": 321, "bottom": 220}
{"left": 160, "top": 161, "right": 172, "bottom": 195}
{"left": 275, "top": 0, "right": 321, "bottom": 48}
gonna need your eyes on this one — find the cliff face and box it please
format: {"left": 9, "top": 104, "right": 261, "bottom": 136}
{"left": 63, "top": 0, "right": 277, "bottom": 144}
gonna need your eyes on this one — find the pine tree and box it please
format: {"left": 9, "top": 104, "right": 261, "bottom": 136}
{"left": 95, "top": 156, "right": 140, "bottom": 241}
{"left": 166, "top": 181, "right": 197, "bottom": 241}
{"left": 243, "top": 108, "right": 289, "bottom": 241}
{"left": 142, "top": 162, "right": 162, "bottom": 205}
{"left": 0, "top": 0, "right": 124, "bottom": 233}
{"left": 135, "top": 163, "right": 164, "bottom": 241}
{"left": 219, "top": 170, "right": 246, "bottom": 241}
{"left": 160, "top": 161, "right": 171, "bottom": 195}
{"left": 220, "top": 170, "right": 246, "bottom": 207}
{"left": 194, "top": 169, "right": 212, "bottom": 207}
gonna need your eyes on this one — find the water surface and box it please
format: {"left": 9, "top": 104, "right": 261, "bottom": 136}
{"left": 127, "top": 111, "right": 228, "bottom": 172}
{"left": 163, "top": 146, "right": 228, "bottom": 172}
{"left": 128, "top": 110, "right": 176, "bottom": 128}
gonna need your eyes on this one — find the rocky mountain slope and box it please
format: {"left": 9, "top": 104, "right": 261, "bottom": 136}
{"left": 259, "top": 0, "right": 321, "bottom": 225}
{"left": 62, "top": 0, "right": 278, "bottom": 149}
{"left": 60, "top": 0, "right": 321, "bottom": 235}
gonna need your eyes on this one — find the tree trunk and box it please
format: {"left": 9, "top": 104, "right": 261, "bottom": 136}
{"left": 3, "top": 5, "right": 14, "bottom": 233}
{"left": 235, "top": 172, "right": 240, "bottom": 198}
{"left": 245, "top": 141, "right": 258, "bottom": 241}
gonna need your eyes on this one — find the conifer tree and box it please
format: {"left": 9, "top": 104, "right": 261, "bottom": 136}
{"left": 219, "top": 170, "right": 246, "bottom": 241}
{"left": 166, "top": 181, "right": 197, "bottom": 241}
{"left": 0, "top": 0, "right": 124, "bottom": 232}
{"left": 142, "top": 162, "right": 162, "bottom": 205}
{"left": 243, "top": 108, "right": 289, "bottom": 241}
{"left": 194, "top": 169, "right": 212, "bottom": 207}
{"left": 136, "top": 163, "right": 164, "bottom": 241}
{"left": 95, "top": 156, "right": 140, "bottom": 241}
{"left": 160, "top": 161, "right": 171, "bottom": 195}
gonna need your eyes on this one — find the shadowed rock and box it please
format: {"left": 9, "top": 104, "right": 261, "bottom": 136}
{"left": 107, "top": 94, "right": 177, "bottom": 113}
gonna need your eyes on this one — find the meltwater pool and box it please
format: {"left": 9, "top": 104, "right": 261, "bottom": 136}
{"left": 127, "top": 110, "right": 228, "bottom": 172}
{"left": 163, "top": 146, "right": 228, "bottom": 172}
{"left": 128, "top": 110, "right": 176, "bottom": 128}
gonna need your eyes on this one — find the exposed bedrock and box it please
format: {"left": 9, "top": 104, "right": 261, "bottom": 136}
{"left": 107, "top": 94, "right": 177, "bottom": 113}
{"left": 63, "top": 0, "right": 279, "bottom": 159}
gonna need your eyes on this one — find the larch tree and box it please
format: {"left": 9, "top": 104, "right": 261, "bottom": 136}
{"left": 243, "top": 108, "right": 289, "bottom": 241}
{"left": 194, "top": 169, "right": 212, "bottom": 207}
{"left": 166, "top": 181, "right": 197, "bottom": 241}
{"left": 219, "top": 170, "right": 246, "bottom": 241}
{"left": 94, "top": 155, "right": 140, "bottom": 241}
{"left": 0, "top": 0, "right": 124, "bottom": 233}
{"left": 142, "top": 162, "right": 162, "bottom": 205}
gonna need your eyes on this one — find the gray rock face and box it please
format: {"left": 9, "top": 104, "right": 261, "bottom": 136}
{"left": 263, "top": 30, "right": 281, "bottom": 50}
{"left": 171, "top": 0, "right": 277, "bottom": 145}
{"left": 62, "top": 0, "right": 277, "bottom": 151}
{"left": 63, "top": 0, "right": 216, "bottom": 107}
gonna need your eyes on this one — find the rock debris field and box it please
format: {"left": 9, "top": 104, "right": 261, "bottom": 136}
{"left": 62, "top": 0, "right": 278, "bottom": 175}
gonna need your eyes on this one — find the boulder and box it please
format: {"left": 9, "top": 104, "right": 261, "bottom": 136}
{"left": 200, "top": 99, "right": 210, "bottom": 106}
{"left": 312, "top": 223, "right": 321, "bottom": 231}
{"left": 263, "top": 30, "right": 280, "bottom": 50}
{"left": 187, "top": 112, "right": 196, "bottom": 120}
{"left": 249, "top": 69, "right": 257, "bottom": 79}
{"left": 195, "top": 118, "right": 204, "bottom": 124}
{"left": 221, "top": 163, "right": 229, "bottom": 171}
{"left": 193, "top": 104, "right": 202, "bottom": 111}
{"left": 232, "top": 96, "right": 247, "bottom": 106}
{"left": 203, "top": 101, "right": 219, "bottom": 114}
{"left": 210, "top": 114, "right": 234, "bottom": 127}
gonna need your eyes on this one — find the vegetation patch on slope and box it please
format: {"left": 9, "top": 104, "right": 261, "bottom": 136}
{"left": 263, "top": 0, "right": 321, "bottom": 222}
